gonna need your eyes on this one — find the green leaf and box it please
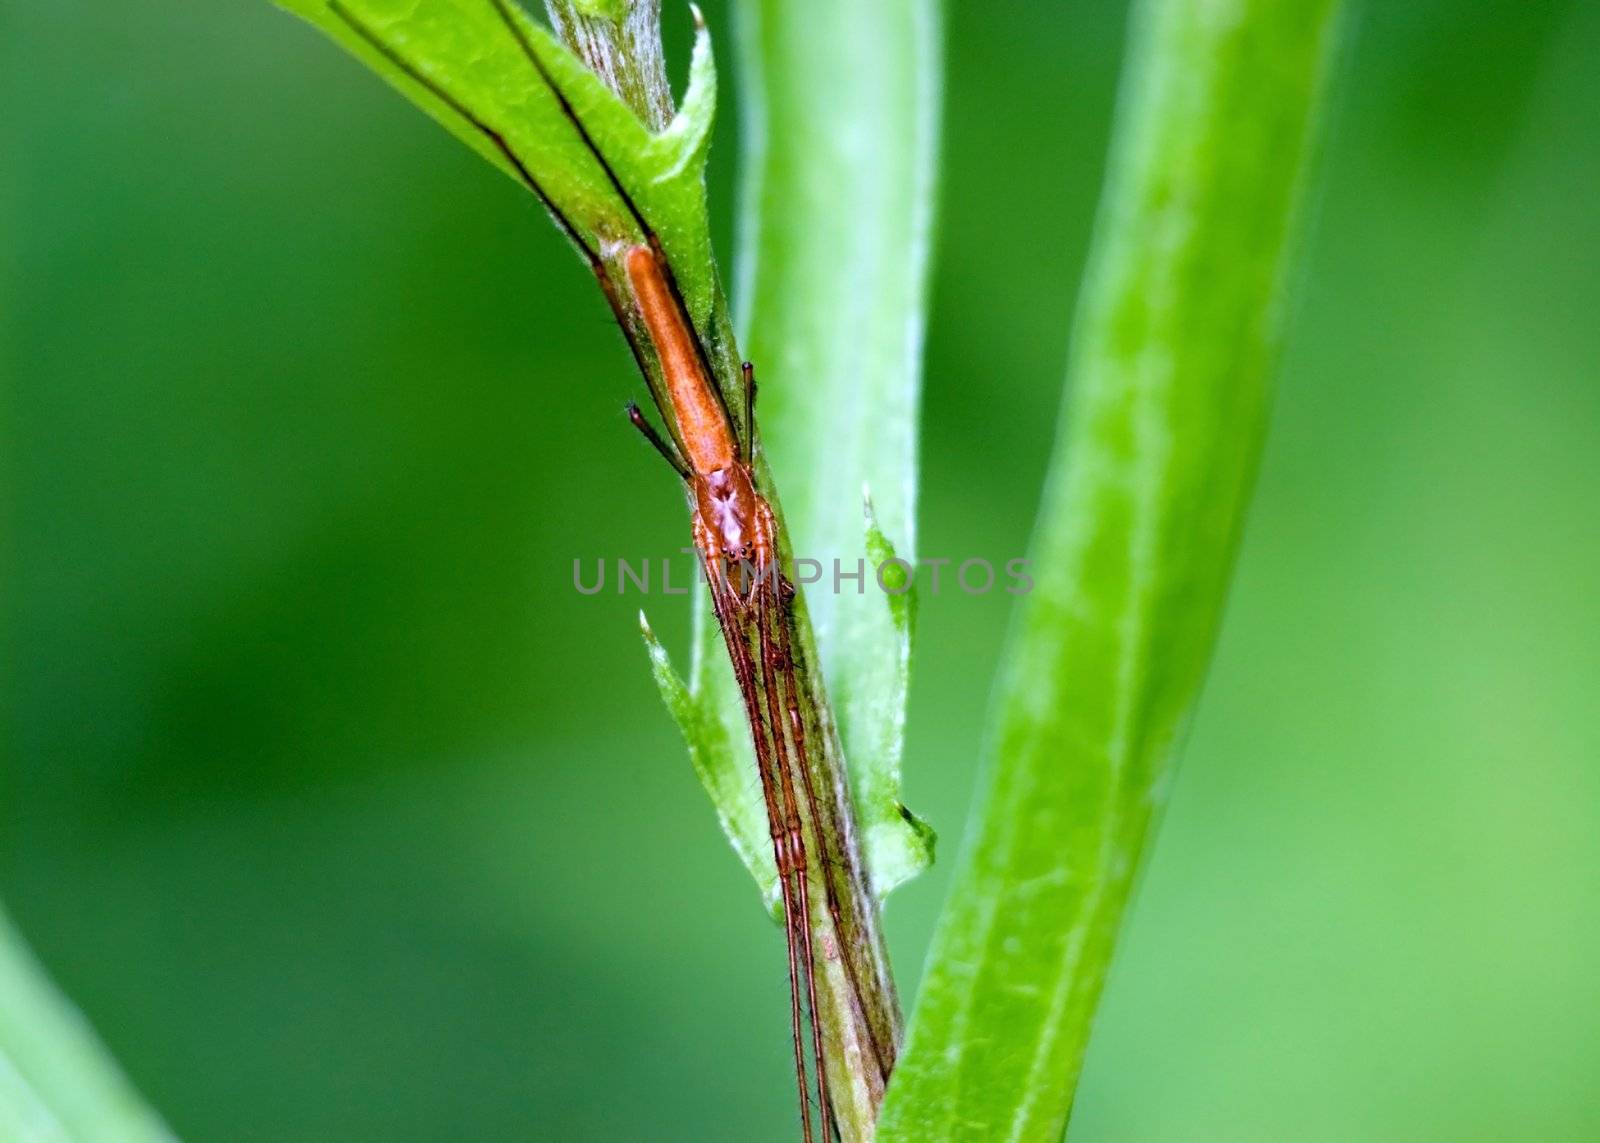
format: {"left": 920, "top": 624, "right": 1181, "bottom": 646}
{"left": 276, "top": 0, "right": 720, "bottom": 321}
{"left": 0, "top": 904, "right": 173, "bottom": 1142}
{"left": 730, "top": 0, "right": 940, "bottom": 898}
{"left": 859, "top": 489, "right": 934, "bottom": 896}
{"left": 879, "top": 0, "right": 1346, "bottom": 1138}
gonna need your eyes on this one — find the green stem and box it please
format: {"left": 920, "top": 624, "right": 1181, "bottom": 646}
{"left": 543, "top": 4, "right": 903, "bottom": 1137}
{"left": 543, "top": 0, "right": 673, "bottom": 131}
{"left": 879, "top": 1, "right": 1346, "bottom": 1138}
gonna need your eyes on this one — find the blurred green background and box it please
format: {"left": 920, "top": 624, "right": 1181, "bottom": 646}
{"left": 4, "top": 1, "right": 1598, "bottom": 1139}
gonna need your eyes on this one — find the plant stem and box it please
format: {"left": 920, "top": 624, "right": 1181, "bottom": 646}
{"left": 543, "top": 0, "right": 673, "bottom": 131}
{"left": 543, "top": 3, "right": 901, "bottom": 1137}
{"left": 879, "top": 0, "right": 1346, "bottom": 1138}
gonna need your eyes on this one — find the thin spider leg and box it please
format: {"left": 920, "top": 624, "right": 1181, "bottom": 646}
{"left": 756, "top": 573, "right": 833, "bottom": 1141}
{"left": 626, "top": 403, "right": 690, "bottom": 479}
{"left": 741, "top": 361, "right": 757, "bottom": 463}
{"left": 597, "top": 281, "right": 686, "bottom": 460}
{"left": 702, "top": 547, "right": 818, "bottom": 1143}
{"left": 770, "top": 570, "right": 896, "bottom": 1082}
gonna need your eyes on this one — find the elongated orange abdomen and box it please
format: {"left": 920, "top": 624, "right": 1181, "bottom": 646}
{"left": 625, "top": 245, "right": 735, "bottom": 475}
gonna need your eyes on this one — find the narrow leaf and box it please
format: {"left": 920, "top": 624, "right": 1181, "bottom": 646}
{"left": 860, "top": 488, "right": 934, "bottom": 897}
{"left": 0, "top": 905, "right": 173, "bottom": 1142}
{"left": 730, "top": 0, "right": 941, "bottom": 897}
{"left": 879, "top": 1, "right": 1346, "bottom": 1138}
